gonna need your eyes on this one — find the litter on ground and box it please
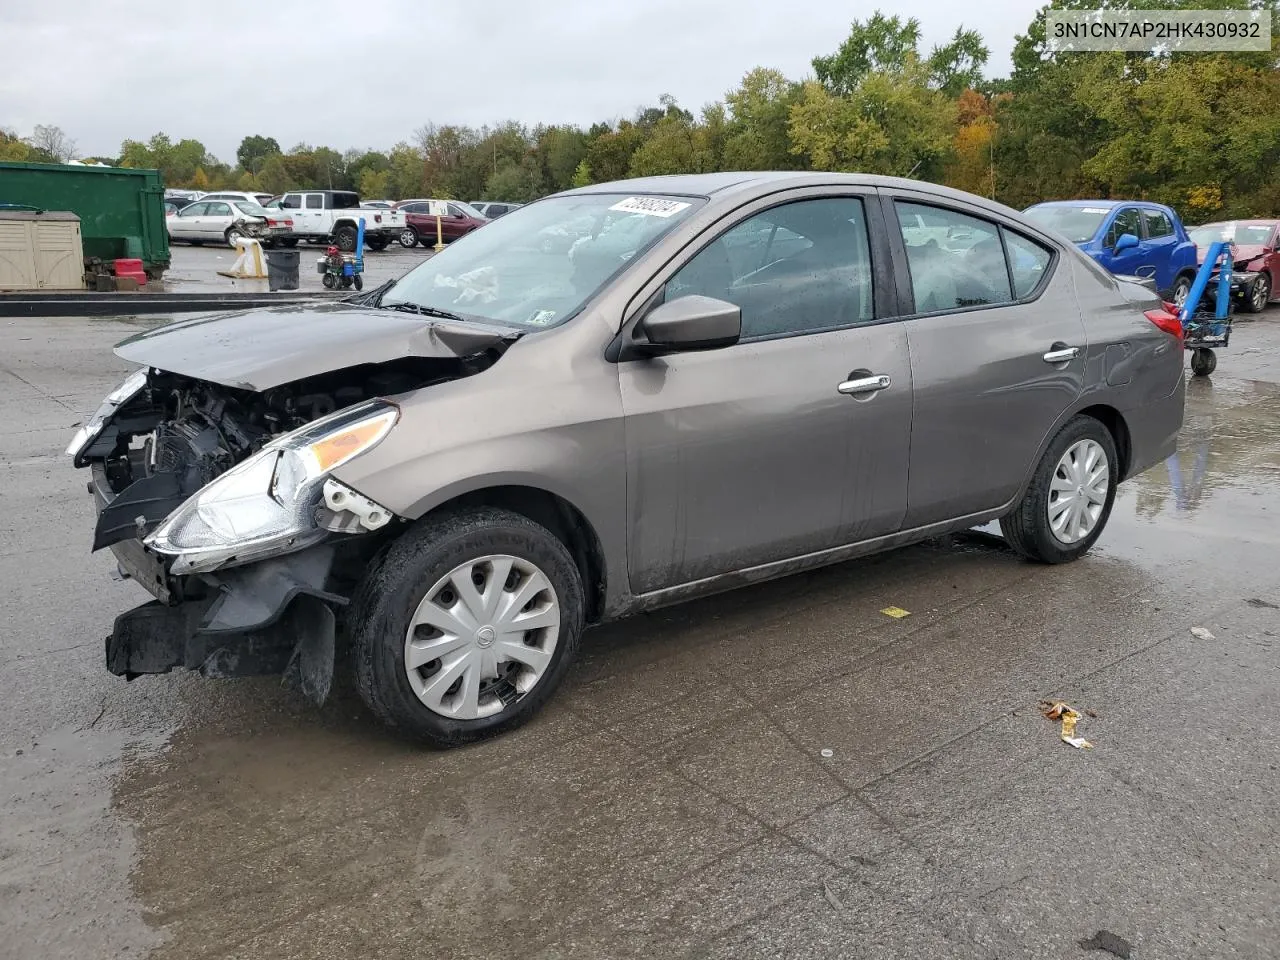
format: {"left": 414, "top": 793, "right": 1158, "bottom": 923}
{"left": 1190, "top": 626, "right": 1216, "bottom": 640}
{"left": 880, "top": 606, "right": 911, "bottom": 619}
{"left": 1041, "top": 700, "right": 1094, "bottom": 750}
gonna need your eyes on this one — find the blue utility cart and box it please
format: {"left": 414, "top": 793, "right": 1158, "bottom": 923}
{"left": 1179, "top": 239, "right": 1234, "bottom": 377}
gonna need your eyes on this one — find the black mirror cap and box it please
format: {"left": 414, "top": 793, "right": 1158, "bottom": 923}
{"left": 638, "top": 294, "right": 742, "bottom": 355}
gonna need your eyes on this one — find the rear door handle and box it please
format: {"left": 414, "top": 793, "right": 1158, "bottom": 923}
{"left": 838, "top": 374, "right": 891, "bottom": 395}
{"left": 1042, "top": 346, "right": 1080, "bottom": 363}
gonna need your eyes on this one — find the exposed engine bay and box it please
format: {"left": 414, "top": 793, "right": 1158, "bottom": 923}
{"left": 85, "top": 354, "right": 496, "bottom": 553}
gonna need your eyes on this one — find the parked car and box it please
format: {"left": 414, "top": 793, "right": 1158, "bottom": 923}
{"left": 361, "top": 200, "right": 395, "bottom": 209}
{"left": 70, "top": 173, "right": 1184, "bottom": 747}
{"left": 393, "top": 199, "right": 488, "bottom": 247}
{"left": 268, "top": 190, "right": 405, "bottom": 251}
{"left": 1186, "top": 219, "right": 1279, "bottom": 313}
{"left": 165, "top": 198, "right": 291, "bottom": 247}
{"left": 163, "top": 197, "right": 195, "bottom": 216}
{"left": 471, "top": 201, "right": 523, "bottom": 219}
{"left": 1023, "top": 200, "right": 1199, "bottom": 305}
{"left": 200, "top": 190, "right": 277, "bottom": 207}
{"left": 164, "top": 189, "right": 206, "bottom": 202}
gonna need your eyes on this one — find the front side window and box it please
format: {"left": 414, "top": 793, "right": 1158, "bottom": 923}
{"left": 1106, "top": 208, "right": 1143, "bottom": 248}
{"left": 667, "top": 197, "right": 873, "bottom": 339}
{"left": 179, "top": 202, "right": 208, "bottom": 217}
{"left": 380, "top": 193, "right": 702, "bottom": 329}
{"left": 282, "top": 194, "right": 302, "bottom": 209}
{"left": 895, "top": 202, "right": 1011, "bottom": 312}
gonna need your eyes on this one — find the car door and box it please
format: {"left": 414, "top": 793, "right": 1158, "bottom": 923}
{"left": 1140, "top": 207, "right": 1178, "bottom": 291}
{"left": 1100, "top": 206, "right": 1151, "bottom": 279}
{"left": 203, "top": 201, "right": 233, "bottom": 242}
{"left": 883, "top": 195, "right": 1085, "bottom": 527}
{"left": 617, "top": 191, "right": 913, "bottom": 593}
{"left": 169, "top": 201, "right": 206, "bottom": 240}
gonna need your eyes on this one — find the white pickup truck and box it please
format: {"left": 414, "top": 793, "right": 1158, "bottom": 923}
{"left": 266, "top": 190, "right": 406, "bottom": 251}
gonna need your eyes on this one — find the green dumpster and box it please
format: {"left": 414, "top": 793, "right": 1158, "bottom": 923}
{"left": 0, "top": 161, "right": 170, "bottom": 279}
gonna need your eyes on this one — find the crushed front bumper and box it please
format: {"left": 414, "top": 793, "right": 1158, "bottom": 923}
{"left": 90, "top": 464, "right": 349, "bottom": 703}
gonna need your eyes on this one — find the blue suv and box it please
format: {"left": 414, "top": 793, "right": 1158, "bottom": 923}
{"left": 1023, "top": 200, "right": 1199, "bottom": 305}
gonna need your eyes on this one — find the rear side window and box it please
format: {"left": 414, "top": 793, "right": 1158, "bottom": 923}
{"left": 1002, "top": 230, "right": 1053, "bottom": 299}
{"left": 305, "top": 195, "right": 323, "bottom": 210}
{"left": 667, "top": 196, "right": 874, "bottom": 340}
{"left": 1144, "top": 209, "right": 1174, "bottom": 238}
{"left": 894, "top": 202, "right": 1012, "bottom": 311}
{"left": 207, "top": 202, "right": 231, "bottom": 217}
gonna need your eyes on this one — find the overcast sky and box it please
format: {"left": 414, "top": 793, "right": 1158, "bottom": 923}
{"left": 2, "top": 0, "right": 1043, "bottom": 163}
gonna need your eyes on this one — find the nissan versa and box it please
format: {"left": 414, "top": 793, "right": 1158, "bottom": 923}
{"left": 69, "top": 173, "right": 1186, "bottom": 747}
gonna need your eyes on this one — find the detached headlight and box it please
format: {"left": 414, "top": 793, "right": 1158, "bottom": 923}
{"left": 66, "top": 368, "right": 149, "bottom": 459}
{"left": 146, "top": 401, "right": 398, "bottom": 575}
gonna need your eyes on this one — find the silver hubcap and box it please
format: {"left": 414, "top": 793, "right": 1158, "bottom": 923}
{"left": 1048, "top": 439, "right": 1110, "bottom": 544}
{"left": 404, "top": 554, "right": 560, "bottom": 720}
{"left": 1254, "top": 278, "right": 1269, "bottom": 310}
{"left": 1174, "top": 281, "right": 1190, "bottom": 307}
{"left": 401, "top": 229, "right": 415, "bottom": 245}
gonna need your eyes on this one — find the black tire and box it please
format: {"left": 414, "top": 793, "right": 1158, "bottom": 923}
{"left": 1244, "top": 274, "right": 1271, "bottom": 314}
{"left": 353, "top": 274, "right": 363, "bottom": 291}
{"left": 280, "top": 237, "right": 299, "bottom": 248}
{"left": 334, "top": 225, "right": 358, "bottom": 252}
{"left": 352, "top": 507, "right": 585, "bottom": 747}
{"left": 1171, "top": 273, "right": 1193, "bottom": 309}
{"left": 999, "top": 415, "right": 1119, "bottom": 564}
{"left": 340, "top": 276, "right": 353, "bottom": 289}
{"left": 321, "top": 273, "right": 336, "bottom": 289}
{"left": 367, "top": 236, "right": 390, "bottom": 252}
{"left": 225, "top": 227, "right": 245, "bottom": 248}
{"left": 399, "top": 227, "right": 419, "bottom": 248}
{"left": 189, "top": 239, "right": 203, "bottom": 247}
{"left": 1190, "top": 348, "right": 1217, "bottom": 377}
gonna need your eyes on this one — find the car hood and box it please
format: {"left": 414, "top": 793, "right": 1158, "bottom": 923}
{"left": 114, "top": 304, "right": 519, "bottom": 391}
{"left": 1198, "top": 243, "right": 1266, "bottom": 265}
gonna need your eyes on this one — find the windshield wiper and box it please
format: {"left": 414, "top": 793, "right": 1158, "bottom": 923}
{"left": 382, "top": 300, "right": 467, "bottom": 323}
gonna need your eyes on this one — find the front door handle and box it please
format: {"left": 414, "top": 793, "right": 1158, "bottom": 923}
{"left": 837, "top": 374, "right": 891, "bottom": 395}
{"left": 1042, "top": 346, "right": 1080, "bottom": 364}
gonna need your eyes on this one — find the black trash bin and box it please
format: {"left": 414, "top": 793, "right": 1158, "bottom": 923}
{"left": 265, "top": 248, "right": 300, "bottom": 291}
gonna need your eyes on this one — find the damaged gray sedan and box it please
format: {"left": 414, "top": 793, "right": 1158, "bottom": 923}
{"left": 70, "top": 173, "right": 1185, "bottom": 746}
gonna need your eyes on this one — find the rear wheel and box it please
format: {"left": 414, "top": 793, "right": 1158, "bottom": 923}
{"left": 399, "top": 227, "right": 419, "bottom": 248}
{"left": 321, "top": 273, "right": 336, "bottom": 289}
{"left": 353, "top": 508, "right": 584, "bottom": 747}
{"left": 353, "top": 274, "right": 363, "bottom": 291}
{"left": 367, "top": 237, "right": 390, "bottom": 252}
{"left": 280, "top": 237, "right": 299, "bottom": 248}
{"left": 225, "top": 227, "right": 245, "bottom": 248}
{"left": 1000, "top": 415, "right": 1118, "bottom": 564}
{"left": 334, "top": 225, "right": 358, "bottom": 252}
{"left": 1244, "top": 274, "right": 1271, "bottom": 313}
{"left": 1171, "top": 274, "right": 1193, "bottom": 309}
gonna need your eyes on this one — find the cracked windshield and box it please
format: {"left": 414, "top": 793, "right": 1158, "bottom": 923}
{"left": 380, "top": 194, "right": 701, "bottom": 327}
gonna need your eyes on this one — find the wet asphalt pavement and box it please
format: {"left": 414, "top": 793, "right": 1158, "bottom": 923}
{"left": 1, "top": 303, "right": 1278, "bottom": 960}
{"left": 159, "top": 239, "right": 433, "bottom": 294}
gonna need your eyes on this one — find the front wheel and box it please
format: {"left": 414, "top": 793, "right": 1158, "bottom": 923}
{"left": 353, "top": 274, "right": 363, "bottom": 291}
{"left": 1000, "top": 415, "right": 1118, "bottom": 564}
{"left": 367, "top": 236, "right": 390, "bottom": 252}
{"left": 352, "top": 507, "right": 584, "bottom": 747}
{"left": 1190, "top": 347, "right": 1217, "bottom": 377}
{"left": 321, "top": 273, "right": 336, "bottom": 289}
{"left": 1244, "top": 274, "right": 1271, "bottom": 314}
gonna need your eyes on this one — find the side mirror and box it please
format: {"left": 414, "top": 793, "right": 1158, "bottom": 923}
{"left": 1114, "top": 232, "right": 1140, "bottom": 253}
{"left": 636, "top": 295, "right": 741, "bottom": 355}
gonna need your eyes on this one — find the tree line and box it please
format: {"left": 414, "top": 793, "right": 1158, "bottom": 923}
{"left": 4, "top": 1, "right": 1278, "bottom": 222}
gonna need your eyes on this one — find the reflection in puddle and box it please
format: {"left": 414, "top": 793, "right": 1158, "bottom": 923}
{"left": 1125, "top": 375, "right": 1280, "bottom": 522}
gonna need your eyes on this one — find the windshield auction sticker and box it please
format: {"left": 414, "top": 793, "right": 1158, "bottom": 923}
{"left": 609, "top": 197, "right": 693, "bottom": 218}
{"left": 1045, "top": 9, "right": 1271, "bottom": 52}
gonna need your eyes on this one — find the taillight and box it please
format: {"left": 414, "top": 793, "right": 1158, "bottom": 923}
{"left": 374, "top": 214, "right": 383, "bottom": 223}
{"left": 1144, "top": 306, "right": 1183, "bottom": 340}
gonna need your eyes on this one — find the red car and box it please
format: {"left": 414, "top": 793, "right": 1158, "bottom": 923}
{"left": 1188, "top": 219, "right": 1279, "bottom": 313}
{"left": 392, "top": 199, "right": 489, "bottom": 248}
